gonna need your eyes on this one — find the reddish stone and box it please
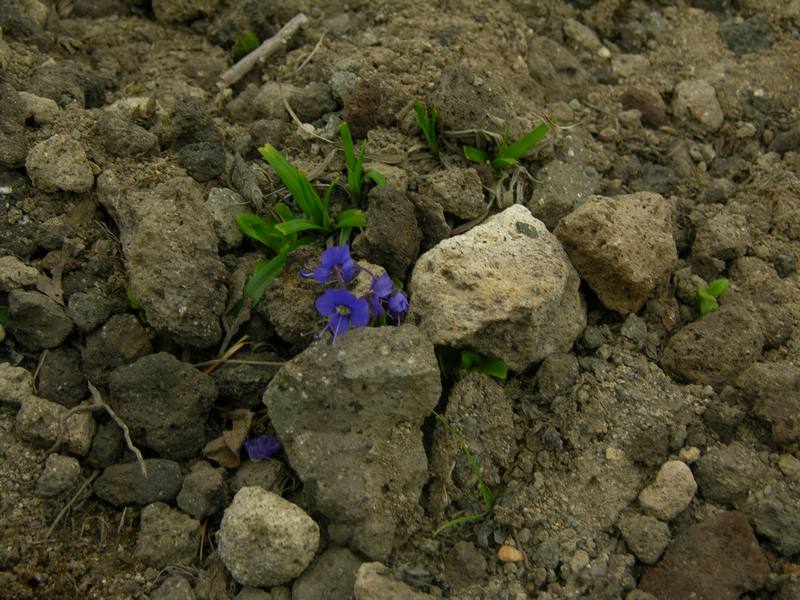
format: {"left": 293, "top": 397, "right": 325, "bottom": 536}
{"left": 639, "top": 511, "right": 769, "bottom": 600}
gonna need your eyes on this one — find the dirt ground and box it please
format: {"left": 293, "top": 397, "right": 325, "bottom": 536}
{"left": 1, "top": 0, "right": 800, "bottom": 598}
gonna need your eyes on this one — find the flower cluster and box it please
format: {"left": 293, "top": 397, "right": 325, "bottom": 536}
{"left": 303, "top": 245, "right": 409, "bottom": 343}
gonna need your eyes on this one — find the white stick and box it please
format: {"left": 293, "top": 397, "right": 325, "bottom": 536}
{"left": 217, "top": 13, "right": 309, "bottom": 90}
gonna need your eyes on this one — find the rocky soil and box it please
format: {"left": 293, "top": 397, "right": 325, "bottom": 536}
{"left": 1, "top": 0, "right": 800, "bottom": 599}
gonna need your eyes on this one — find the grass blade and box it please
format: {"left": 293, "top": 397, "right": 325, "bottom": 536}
{"left": 335, "top": 208, "right": 366, "bottom": 229}
{"left": 495, "top": 122, "right": 549, "bottom": 162}
{"left": 275, "top": 218, "right": 327, "bottom": 236}
{"left": 463, "top": 145, "right": 488, "bottom": 165}
{"left": 236, "top": 213, "right": 286, "bottom": 252}
{"left": 243, "top": 251, "right": 289, "bottom": 306}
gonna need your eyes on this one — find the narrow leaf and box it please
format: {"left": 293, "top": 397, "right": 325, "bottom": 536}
{"left": 365, "top": 170, "right": 386, "bottom": 187}
{"left": 496, "top": 122, "right": 549, "bottom": 162}
{"left": 236, "top": 213, "right": 285, "bottom": 252}
{"left": 460, "top": 350, "right": 508, "bottom": 380}
{"left": 463, "top": 146, "right": 488, "bottom": 165}
{"left": 336, "top": 208, "right": 366, "bottom": 229}
{"left": 275, "top": 219, "right": 327, "bottom": 236}
{"left": 297, "top": 175, "right": 325, "bottom": 227}
{"left": 340, "top": 122, "right": 357, "bottom": 172}
{"left": 273, "top": 202, "right": 295, "bottom": 223}
{"left": 259, "top": 145, "right": 304, "bottom": 203}
{"left": 243, "top": 252, "right": 288, "bottom": 306}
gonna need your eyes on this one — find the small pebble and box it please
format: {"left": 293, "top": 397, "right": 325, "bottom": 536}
{"left": 639, "top": 460, "right": 697, "bottom": 521}
{"left": 498, "top": 545, "right": 525, "bottom": 562}
{"left": 778, "top": 454, "right": 800, "bottom": 480}
{"left": 679, "top": 446, "right": 701, "bottom": 464}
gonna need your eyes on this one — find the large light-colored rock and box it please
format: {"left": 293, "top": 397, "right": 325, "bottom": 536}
{"left": 25, "top": 134, "right": 94, "bottom": 193}
{"left": 218, "top": 487, "right": 319, "bottom": 587}
{"left": 15, "top": 395, "right": 95, "bottom": 456}
{"left": 555, "top": 192, "right": 677, "bottom": 315}
{"left": 0, "top": 256, "right": 39, "bottom": 291}
{"left": 408, "top": 205, "right": 585, "bottom": 370}
{"left": 0, "top": 363, "right": 34, "bottom": 405}
{"left": 671, "top": 79, "right": 724, "bottom": 133}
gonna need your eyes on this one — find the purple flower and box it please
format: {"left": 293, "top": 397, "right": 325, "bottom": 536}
{"left": 307, "top": 245, "right": 359, "bottom": 285}
{"left": 369, "top": 273, "right": 394, "bottom": 316}
{"left": 315, "top": 288, "right": 370, "bottom": 342}
{"left": 387, "top": 290, "right": 409, "bottom": 320}
{"left": 245, "top": 434, "right": 281, "bottom": 461}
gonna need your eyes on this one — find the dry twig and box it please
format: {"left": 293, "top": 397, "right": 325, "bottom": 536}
{"left": 44, "top": 469, "right": 99, "bottom": 539}
{"left": 217, "top": 13, "right": 309, "bottom": 89}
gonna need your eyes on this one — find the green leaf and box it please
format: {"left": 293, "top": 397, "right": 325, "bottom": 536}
{"left": 433, "top": 509, "right": 492, "bottom": 537}
{"left": 232, "top": 30, "right": 259, "bottom": 61}
{"left": 273, "top": 202, "right": 295, "bottom": 223}
{"left": 706, "top": 278, "right": 730, "bottom": 298}
{"left": 340, "top": 121, "right": 357, "bottom": 173}
{"left": 275, "top": 219, "right": 327, "bottom": 236}
{"left": 243, "top": 252, "right": 289, "bottom": 307}
{"left": 259, "top": 144, "right": 304, "bottom": 204}
{"left": 463, "top": 145, "right": 488, "bottom": 165}
{"left": 699, "top": 297, "right": 719, "bottom": 316}
{"left": 0, "top": 305, "right": 8, "bottom": 325}
{"left": 297, "top": 175, "right": 326, "bottom": 227}
{"left": 495, "top": 122, "right": 549, "bottom": 162}
{"left": 414, "top": 100, "right": 439, "bottom": 156}
{"left": 236, "top": 213, "right": 286, "bottom": 252}
{"left": 460, "top": 350, "right": 508, "bottom": 380}
{"left": 696, "top": 286, "right": 714, "bottom": 302}
{"left": 365, "top": 170, "right": 385, "bottom": 187}
{"left": 335, "top": 208, "right": 366, "bottom": 229}
{"left": 338, "top": 226, "right": 352, "bottom": 246}
{"left": 491, "top": 157, "right": 517, "bottom": 170}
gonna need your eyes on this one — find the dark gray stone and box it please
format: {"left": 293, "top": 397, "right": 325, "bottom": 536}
{"left": 617, "top": 513, "right": 671, "bottom": 565}
{"left": 750, "top": 483, "right": 800, "bottom": 557}
{"left": 96, "top": 111, "right": 159, "bottom": 157}
{"left": 737, "top": 362, "right": 800, "bottom": 447}
{"left": 66, "top": 290, "right": 114, "bottom": 332}
{"left": 177, "top": 142, "right": 226, "bottom": 182}
{"left": 719, "top": 15, "right": 774, "bottom": 56}
{"left": 536, "top": 353, "right": 580, "bottom": 400}
{"left": 109, "top": 353, "right": 217, "bottom": 459}
{"left": 694, "top": 442, "right": 769, "bottom": 505}
{"left": 38, "top": 346, "right": 86, "bottom": 408}
{"left": 85, "top": 421, "right": 125, "bottom": 470}
{"left": 135, "top": 502, "right": 200, "bottom": 567}
{"left": 7, "top": 290, "right": 74, "bottom": 350}
{"left": 211, "top": 351, "right": 281, "bottom": 408}
{"left": 352, "top": 184, "right": 422, "bottom": 279}
{"left": 94, "top": 459, "right": 183, "bottom": 506}
{"left": 620, "top": 88, "right": 667, "bottom": 128}
{"left": 263, "top": 325, "right": 440, "bottom": 561}
{"left": 36, "top": 454, "right": 81, "bottom": 497}
{"left": 83, "top": 314, "right": 153, "bottom": 385}
{"left": 526, "top": 160, "right": 598, "bottom": 231}
{"left": 444, "top": 541, "right": 488, "bottom": 590}
{"left": 151, "top": 575, "right": 195, "bottom": 600}
{"left": 153, "top": 95, "right": 222, "bottom": 149}
{"left": 771, "top": 251, "right": 796, "bottom": 278}
{"left": 772, "top": 128, "right": 800, "bottom": 155}
{"left": 177, "top": 461, "right": 226, "bottom": 519}
{"left": 292, "top": 546, "right": 362, "bottom": 600}
{"left": 229, "top": 459, "right": 289, "bottom": 495}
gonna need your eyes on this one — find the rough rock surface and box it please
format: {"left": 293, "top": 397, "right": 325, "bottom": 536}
{"left": 97, "top": 172, "right": 226, "bottom": 348}
{"left": 263, "top": 325, "right": 440, "bottom": 561}
{"left": 639, "top": 511, "right": 770, "bottom": 599}
{"left": 354, "top": 563, "right": 437, "bottom": 600}
{"left": 423, "top": 167, "right": 487, "bottom": 219}
{"left": 409, "top": 205, "right": 586, "bottom": 370}
{"left": 7, "top": 289, "right": 74, "bottom": 350}
{"left": 152, "top": 0, "right": 220, "bottom": 22}
{"left": 217, "top": 487, "right": 319, "bottom": 587}
{"left": 93, "top": 459, "right": 183, "bottom": 506}
{"left": 0, "top": 255, "right": 39, "bottom": 291}
{"left": 0, "top": 362, "right": 34, "bottom": 405}
{"left": 109, "top": 353, "right": 217, "bottom": 459}
{"left": 736, "top": 362, "right": 800, "bottom": 446}
{"left": 25, "top": 134, "right": 95, "bottom": 193}
{"left": 671, "top": 78, "right": 725, "bottom": 133}
{"left": 661, "top": 304, "right": 764, "bottom": 388}
{"left": 526, "top": 159, "right": 599, "bottom": 230}
{"left": 554, "top": 192, "right": 677, "bottom": 314}
{"left": 15, "top": 395, "right": 95, "bottom": 456}
{"left": 694, "top": 441, "right": 769, "bottom": 505}
{"left": 617, "top": 513, "right": 671, "bottom": 565}
{"left": 291, "top": 547, "right": 362, "bottom": 600}
{"left": 36, "top": 453, "right": 81, "bottom": 497}
{"left": 83, "top": 314, "right": 153, "bottom": 385}
{"left": 638, "top": 460, "right": 697, "bottom": 521}
{"left": 134, "top": 502, "right": 200, "bottom": 567}
{"left": 176, "top": 461, "right": 226, "bottom": 519}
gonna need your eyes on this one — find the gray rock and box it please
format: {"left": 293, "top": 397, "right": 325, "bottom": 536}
{"left": 7, "top": 289, "right": 74, "bottom": 350}
{"left": 409, "top": 205, "right": 586, "bottom": 370}
{"left": 38, "top": 346, "right": 86, "bottom": 407}
{"left": 737, "top": 362, "right": 800, "bottom": 447}
{"left": 85, "top": 421, "right": 125, "bottom": 470}
{"left": 444, "top": 541, "right": 488, "bottom": 590}
{"left": 152, "top": 0, "right": 220, "bottom": 22}
{"left": 342, "top": 77, "right": 406, "bottom": 139}
{"left": 206, "top": 188, "right": 245, "bottom": 250}
{"left": 772, "top": 128, "right": 800, "bottom": 156}
{"left": 527, "top": 37, "right": 594, "bottom": 102}
{"left": 16, "top": 395, "right": 95, "bottom": 456}
{"left": 536, "top": 353, "right": 580, "bottom": 400}
{"left": 227, "top": 81, "right": 336, "bottom": 123}
{"left": 555, "top": 192, "right": 677, "bottom": 315}
{"left": 97, "top": 173, "right": 226, "bottom": 348}
{"left": 36, "top": 454, "right": 81, "bottom": 497}
{"left": 177, "top": 142, "right": 226, "bottom": 182}
{"left": 526, "top": 160, "right": 599, "bottom": 230}
{"left": 96, "top": 110, "right": 158, "bottom": 157}
{"left": 671, "top": 79, "right": 724, "bottom": 133}
{"left": 771, "top": 250, "right": 796, "bottom": 278}
{"left": 234, "top": 588, "right": 271, "bottom": 600}
{"left": 218, "top": 487, "right": 319, "bottom": 586}
{"left": 617, "top": 513, "right": 671, "bottom": 565}
{"left": 423, "top": 168, "right": 486, "bottom": 220}
{"left": 109, "top": 353, "right": 217, "bottom": 459}
{"left": 409, "top": 191, "right": 450, "bottom": 251}
{"left": 0, "top": 255, "right": 38, "bottom": 291}
{"left": 750, "top": 482, "right": 800, "bottom": 557}
{"left": 25, "top": 134, "right": 94, "bottom": 193}
{"left": 0, "top": 362, "right": 34, "bottom": 405}
{"left": 263, "top": 325, "right": 440, "bottom": 561}
{"left": 638, "top": 461, "right": 697, "bottom": 521}
{"left": 620, "top": 88, "right": 668, "bottom": 128}
{"left": 694, "top": 442, "right": 769, "bottom": 505}
{"left": 27, "top": 58, "right": 107, "bottom": 108}
{"left": 154, "top": 95, "right": 222, "bottom": 149}
{"left": 177, "top": 461, "right": 226, "bottom": 519}
{"left": 692, "top": 209, "right": 751, "bottom": 260}
{"left": 354, "top": 562, "right": 436, "bottom": 600}
{"left": 0, "top": 83, "right": 31, "bottom": 168}
{"left": 719, "top": 14, "right": 774, "bottom": 56}
{"left": 292, "top": 546, "right": 362, "bottom": 600}
{"left": 83, "top": 314, "right": 153, "bottom": 385}
{"left": 229, "top": 459, "right": 289, "bottom": 495}
{"left": 353, "top": 184, "right": 422, "bottom": 279}
{"left": 135, "top": 502, "right": 200, "bottom": 567}
{"left": 211, "top": 351, "right": 281, "bottom": 408}
{"left": 66, "top": 290, "right": 114, "bottom": 332}
{"left": 93, "top": 459, "right": 183, "bottom": 506}
{"left": 151, "top": 575, "right": 195, "bottom": 600}
{"left": 661, "top": 304, "right": 763, "bottom": 389}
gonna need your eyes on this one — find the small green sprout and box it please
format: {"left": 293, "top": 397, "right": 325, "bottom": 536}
{"left": 0, "top": 305, "right": 8, "bottom": 325}
{"left": 429, "top": 406, "right": 495, "bottom": 537}
{"left": 460, "top": 350, "right": 508, "bottom": 380}
{"left": 236, "top": 144, "right": 367, "bottom": 307}
{"left": 126, "top": 284, "right": 148, "bottom": 325}
{"left": 339, "top": 121, "right": 385, "bottom": 207}
{"left": 464, "top": 122, "right": 549, "bottom": 172}
{"left": 696, "top": 278, "right": 730, "bottom": 316}
{"left": 414, "top": 100, "right": 440, "bottom": 156}
{"left": 232, "top": 30, "right": 259, "bottom": 61}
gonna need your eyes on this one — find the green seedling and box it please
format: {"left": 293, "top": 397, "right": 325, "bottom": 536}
{"left": 0, "top": 305, "right": 8, "bottom": 325}
{"left": 236, "top": 145, "right": 367, "bottom": 307}
{"left": 339, "top": 121, "right": 385, "bottom": 206}
{"left": 126, "top": 284, "right": 148, "bottom": 325}
{"left": 696, "top": 278, "right": 730, "bottom": 316}
{"left": 464, "top": 122, "right": 549, "bottom": 172}
{"left": 414, "top": 100, "right": 439, "bottom": 156}
{"left": 460, "top": 350, "right": 508, "bottom": 380}
{"left": 428, "top": 405, "right": 495, "bottom": 537}
{"left": 232, "top": 30, "right": 259, "bottom": 61}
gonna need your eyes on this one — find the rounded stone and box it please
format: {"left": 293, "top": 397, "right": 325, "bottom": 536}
{"left": 218, "top": 487, "right": 319, "bottom": 586}
{"left": 639, "top": 460, "right": 697, "bottom": 521}
{"left": 25, "top": 134, "right": 95, "bottom": 193}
